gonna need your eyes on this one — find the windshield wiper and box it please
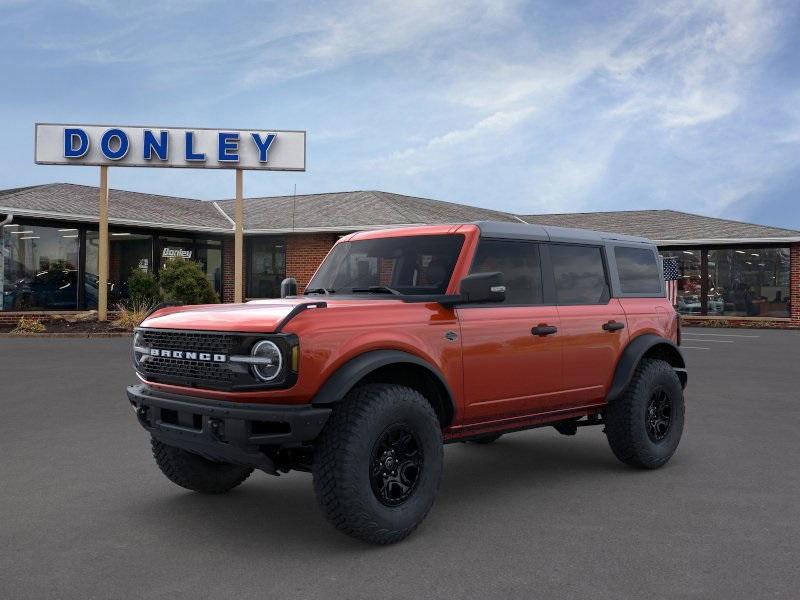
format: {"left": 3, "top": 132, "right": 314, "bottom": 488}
{"left": 304, "top": 287, "right": 335, "bottom": 295}
{"left": 351, "top": 285, "right": 402, "bottom": 295}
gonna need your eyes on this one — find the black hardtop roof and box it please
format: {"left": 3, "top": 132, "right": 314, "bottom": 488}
{"left": 474, "top": 220, "right": 653, "bottom": 245}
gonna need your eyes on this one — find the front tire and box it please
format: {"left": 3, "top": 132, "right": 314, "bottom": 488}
{"left": 151, "top": 438, "right": 253, "bottom": 494}
{"left": 312, "top": 384, "right": 443, "bottom": 544}
{"left": 604, "top": 358, "right": 684, "bottom": 469}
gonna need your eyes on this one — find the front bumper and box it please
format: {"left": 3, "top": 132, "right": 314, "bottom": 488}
{"left": 127, "top": 384, "right": 331, "bottom": 473}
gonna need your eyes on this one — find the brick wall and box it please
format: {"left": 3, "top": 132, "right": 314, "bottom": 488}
{"left": 222, "top": 237, "right": 236, "bottom": 303}
{"left": 791, "top": 243, "right": 800, "bottom": 324}
{"left": 286, "top": 234, "right": 338, "bottom": 293}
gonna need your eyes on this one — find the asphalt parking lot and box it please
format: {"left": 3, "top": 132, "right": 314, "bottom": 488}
{"left": 1, "top": 328, "right": 799, "bottom": 600}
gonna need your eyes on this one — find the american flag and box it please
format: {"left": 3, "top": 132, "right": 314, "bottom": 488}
{"left": 662, "top": 256, "right": 679, "bottom": 305}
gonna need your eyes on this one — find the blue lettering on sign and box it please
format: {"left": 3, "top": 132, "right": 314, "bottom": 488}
{"left": 218, "top": 132, "right": 239, "bottom": 162}
{"left": 100, "top": 128, "right": 129, "bottom": 160}
{"left": 185, "top": 131, "right": 205, "bottom": 161}
{"left": 64, "top": 128, "right": 89, "bottom": 158}
{"left": 251, "top": 133, "right": 276, "bottom": 163}
{"left": 143, "top": 130, "right": 168, "bottom": 160}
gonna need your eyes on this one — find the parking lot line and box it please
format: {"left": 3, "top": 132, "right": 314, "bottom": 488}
{"left": 681, "top": 338, "right": 733, "bottom": 343}
{"left": 680, "top": 346, "right": 710, "bottom": 350}
{"left": 683, "top": 332, "right": 760, "bottom": 338}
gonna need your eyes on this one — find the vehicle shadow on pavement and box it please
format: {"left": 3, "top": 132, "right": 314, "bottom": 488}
{"left": 128, "top": 431, "right": 631, "bottom": 551}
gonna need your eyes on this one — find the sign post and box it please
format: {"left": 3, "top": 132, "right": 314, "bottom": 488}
{"left": 34, "top": 123, "right": 306, "bottom": 319}
{"left": 235, "top": 169, "right": 244, "bottom": 303}
{"left": 98, "top": 166, "right": 109, "bottom": 320}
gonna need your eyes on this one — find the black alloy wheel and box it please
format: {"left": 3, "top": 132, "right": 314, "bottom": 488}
{"left": 645, "top": 387, "right": 672, "bottom": 442}
{"left": 369, "top": 424, "right": 423, "bottom": 506}
{"left": 313, "top": 383, "right": 443, "bottom": 544}
{"left": 604, "top": 358, "right": 685, "bottom": 469}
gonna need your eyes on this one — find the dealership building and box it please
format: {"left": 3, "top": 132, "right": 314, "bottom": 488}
{"left": 1, "top": 182, "right": 799, "bottom": 328}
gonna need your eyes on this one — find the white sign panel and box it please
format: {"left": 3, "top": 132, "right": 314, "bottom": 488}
{"left": 34, "top": 123, "right": 306, "bottom": 171}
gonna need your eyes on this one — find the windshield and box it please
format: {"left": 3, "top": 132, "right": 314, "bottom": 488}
{"left": 307, "top": 234, "right": 464, "bottom": 296}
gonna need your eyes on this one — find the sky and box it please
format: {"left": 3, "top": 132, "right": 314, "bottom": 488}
{"left": 1, "top": 0, "right": 799, "bottom": 228}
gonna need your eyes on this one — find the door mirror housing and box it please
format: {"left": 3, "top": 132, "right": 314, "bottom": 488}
{"left": 280, "top": 277, "right": 298, "bottom": 298}
{"left": 451, "top": 271, "right": 506, "bottom": 305}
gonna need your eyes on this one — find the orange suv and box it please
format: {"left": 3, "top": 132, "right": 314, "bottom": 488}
{"left": 127, "top": 221, "right": 687, "bottom": 544}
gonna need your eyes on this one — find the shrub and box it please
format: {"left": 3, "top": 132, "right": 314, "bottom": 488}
{"left": 11, "top": 316, "right": 46, "bottom": 334}
{"left": 128, "top": 269, "right": 162, "bottom": 305}
{"left": 113, "top": 299, "right": 157, "bottom": 331}
{"left": 159, "top": 259, "right": 219, "bottom": 305}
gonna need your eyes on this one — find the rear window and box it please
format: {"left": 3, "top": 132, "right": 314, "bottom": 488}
{"left": 550, "top": 245, "right": 609, "bottom": 305}
{"left": 614, "top": 246, "right": 661, "bottom": 294}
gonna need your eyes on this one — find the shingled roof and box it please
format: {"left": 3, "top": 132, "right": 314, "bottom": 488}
{"left": 519, "top": 210, "right": 800, "bottom": 244}
{"left": 215, "top": 190, "right": 521, "bottom": 231}
{"left": 0, "top": 183, "right": 231, "bottom": 232}
{"left": 1, "top": 183, "right": 798, "bottom": 243}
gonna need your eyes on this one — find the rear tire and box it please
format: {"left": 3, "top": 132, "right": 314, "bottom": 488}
{"left": 312, "top": 384, "right": 443, "bottom": 544}
{"left": 151, "top": 438, "right": 253, "bottom": 494}
{"left": 604, "top": 358, "right": 684, "bottom": 469}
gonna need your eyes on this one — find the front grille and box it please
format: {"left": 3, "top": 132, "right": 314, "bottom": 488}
{"left": 140, "top": 330, "right": 235, "bottom": 354}
{"left": 138, "top": 330, "right": 237, "bottom": 388}
{"left": 135, "top": 328, "right": 298, "bottom": 391}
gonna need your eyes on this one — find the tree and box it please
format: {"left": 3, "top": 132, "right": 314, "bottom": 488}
{"left": 158, "top": 259, "right": 219, "bottom": 305}
{"left": 127, "top": 269, "right": 161, "bottom": 305}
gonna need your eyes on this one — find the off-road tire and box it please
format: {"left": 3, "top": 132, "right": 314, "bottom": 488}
{"left": 312, "top": 384, "right": 443, "bottom": 544}
{"left": 604, "top": 358, "right": 684, "bottom": 469}
{"left": 467, "top": 433, "right": 503, "bottom": 444}
{"left": 151, "top": 438, "right": 253, "bottom": 494}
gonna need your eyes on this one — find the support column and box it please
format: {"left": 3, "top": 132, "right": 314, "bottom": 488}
{"left": 234, "top": 169, "right": 244, "bottom": 303}
{"left": 791, "top": 244, "right": 800, "bottom": 326}
{"left": 98, "top": 166, "right": 109, "bottom": 321}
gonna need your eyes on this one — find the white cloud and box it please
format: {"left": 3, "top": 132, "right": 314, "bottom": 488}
{"left": 239, "top": 0, "right": 521, "bottom": 88}
{"left": 379, "top": 106, "right": 535, "bottom": 175}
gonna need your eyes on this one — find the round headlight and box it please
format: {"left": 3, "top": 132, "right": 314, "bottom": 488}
{"left": 133, "top": 331, "right": 145, "bottom": 366}
{"left": 251, "top": 340, "right": 282, "bottom": 382}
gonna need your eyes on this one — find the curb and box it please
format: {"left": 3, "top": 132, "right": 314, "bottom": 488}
{"left": 0, "top": 332, "right": 133, "bottom": 338}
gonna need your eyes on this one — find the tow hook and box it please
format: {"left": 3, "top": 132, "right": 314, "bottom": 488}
{"left": 135, "top": 405, "right": 150, "bottom": 426}
{"left": 208, "top": 418, "right": 224, "bottom": 441}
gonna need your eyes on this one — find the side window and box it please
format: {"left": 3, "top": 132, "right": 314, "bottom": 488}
{"left": 550, "top": 244, "right": 609, "bottom": 305}
{"left": 614, "top": 246, "right": 661, "bottom": 294}
{"left": 470, "top": 240, "right": 543, "bottom": 305}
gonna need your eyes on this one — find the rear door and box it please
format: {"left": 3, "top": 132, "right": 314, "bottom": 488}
{"left": 458, "top": 239, "right": 563, "bottom": 425}
{"left": 546, "top": 243, "right": 628, "bottom": 406}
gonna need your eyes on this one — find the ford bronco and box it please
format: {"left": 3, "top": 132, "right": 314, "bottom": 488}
{"left": 127, "top": 221, "right": 687, "bottom": 544}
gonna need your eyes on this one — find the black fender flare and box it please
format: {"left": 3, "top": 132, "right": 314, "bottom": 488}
{"left": 311, "top": 349, "right": 456, "bottom": 425}
{"left": 606, "top": 334, "right": 687, "bottom": 403}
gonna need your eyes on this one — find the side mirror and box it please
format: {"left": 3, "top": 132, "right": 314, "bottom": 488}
{"left": 458, "top": 272, "right": 506, "bottom": 304}
{"left": 280, "top": 277, "right": 298, "bottom": 298}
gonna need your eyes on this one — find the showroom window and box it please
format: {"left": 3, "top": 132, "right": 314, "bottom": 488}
{"left": 707, "top": 247, "right": 790, "bottom": 318}
{"left": 659, "top": 249, "right": 703, "bottom": 315}
{"left": 85, "top": 230, "right": 154, "bottom": 308}
{"left": 1, "top": 223, "right": 80, "bottom": 310}
{"left": 247, "top": 237, "right": 286, "bottom": 298}
{"left": 157, "top": 236, "right": 224, "bottom": 298}
{"left": 196, "top": 240, "right": 223, "bottom": 297}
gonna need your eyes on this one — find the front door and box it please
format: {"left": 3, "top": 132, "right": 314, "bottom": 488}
{"left": 547, "top": 243, "right": 629, "bottom": 406}
{"left": 458, "top": 239, "right": 563, "bottom": 425}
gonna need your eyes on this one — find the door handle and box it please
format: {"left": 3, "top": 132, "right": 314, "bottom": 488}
{"left": 602, "top": 320, "right": 625, "bottom": 332}
{"left": 532, "top": 325, "right": 558, "bottom": 336}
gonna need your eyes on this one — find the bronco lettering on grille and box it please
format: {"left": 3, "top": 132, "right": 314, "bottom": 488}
{"left": 149, "top": 348, "right": 227, "bottom": 362}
